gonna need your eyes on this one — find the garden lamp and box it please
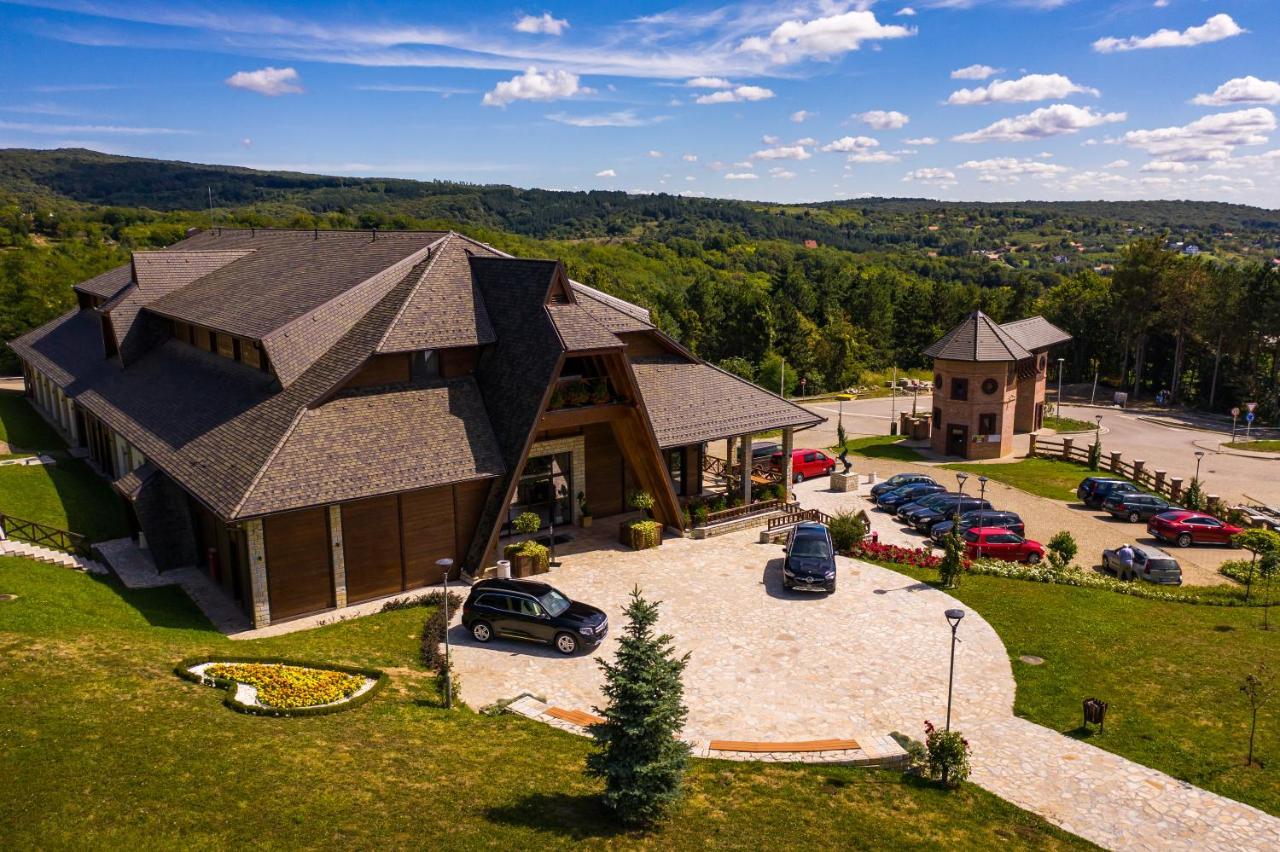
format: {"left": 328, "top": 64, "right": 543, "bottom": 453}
{"left": 954, "top": 472, "right": 968, "bottom": 523}
{"left": 437, "top": 558, "right": 455, "bottom": 709}
{"left": 976, "top": 477, "right": 988, "bottom": 561}
{"left": 1194, "top": 450, "right": 1205, "bottom": 484}
{"left": 945, "top": 609, "right": 965, "bottom": 731}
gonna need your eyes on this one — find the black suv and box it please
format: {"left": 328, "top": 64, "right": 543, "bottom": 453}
{"left": 1103, "top": 492, "right": 1176, "bottom": 523}
{"left": 782, "top": 522, "right": 837, "bottom": 592}
{"left": 1077, "top": 477, "right": 1139, "bottom": 509}
{"left": 930, "top": 510, "right": 1025, "bottom": 543}
{"left": 909, "top": 497, "right": 994, "bottom": 533}
{"left": 462, "top": 578, "right": 608, "bottom": 655}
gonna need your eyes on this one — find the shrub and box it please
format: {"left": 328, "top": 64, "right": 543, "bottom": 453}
{"left": 419, "top": 591, "right": 464, "bottom": 670}
{"left": 1222, "top": 560, "right": 1254, "bottom": 585}
{"left": 828, "top": 511, "right": 867, "bottom": 553}
{"left": 503, "top": 539, "right": 550, "bottom": 573}
{"left": 937, "top": 526, "right": 966, "bottom": 588}
{"left": 628, "top": 490, "right": 655, "bottom": 513}
{"left": 1046, "top": 530, "right": 1078, "bottom": 571}
{"left": 513, "top": 511, "right": 542, "bottom": 536}
{"left": 621, "top": 519, "right": 662, "bottom": 550}
{"left": 923, "top": 721, "right": 971, "bottom": 787}
{"left": 1088, "top": 440, "right": 1101, "bottom": 470}
{"left": 690, "top": 502, "right": 709, "bottom": 527}
{"left": 1183, "top": 477, "right": 1206, "bottom": 511}
{"left": 850, "top": 539, "right": 963, "bottom": 571}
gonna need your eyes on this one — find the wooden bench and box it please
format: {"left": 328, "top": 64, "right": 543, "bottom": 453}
{"left": 546, "top": 706, "right": 604, "bottom": 727}
{"left": 709, "top": 738, "right": 859, "bottom": 754}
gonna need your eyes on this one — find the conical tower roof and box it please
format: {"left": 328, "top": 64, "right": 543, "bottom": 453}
{"left": 923, "top": 310, "right": 1033, "bottom": 362}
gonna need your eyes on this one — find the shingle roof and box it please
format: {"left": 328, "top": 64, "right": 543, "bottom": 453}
{"left": 133, "top": 250, "right": 253, "bottom": 291}
{"left": 923, "top": 311, "right": 1033, "bottom": 362}
{"left": 9, "top": 308, "right": 103, "bottom": 387}
{"left": 377, "top": 233, "right": 498, "bottom": 353}
{"left": 631, "top": 360, "right": 824, "bottom": 448}
{"left": 238, "top": 380, "right": 504, "bottom": 516}
{"left": 546, "top": 304, "right": 622, "bottom": 352}
{"left": 571, "top": 285, "right": 653, "bottom": 332}
{"left": 999, "top": 316, "right": 1072, "bottom": 353}
{"left": 73, "top": 263, "right": 132, "bottom": 300}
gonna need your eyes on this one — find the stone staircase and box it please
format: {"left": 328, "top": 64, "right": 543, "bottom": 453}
{"left": 0, "top": 537, "right": 107, "bottom": 574}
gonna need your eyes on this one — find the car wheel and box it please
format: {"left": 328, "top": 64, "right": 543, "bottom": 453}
{"left": 1176, "top": 533, "right": 1193, "bottom": 548}
{"left": 470, "top": 620, "right": 493, "bottom": 643}
{"left": 1128, "top": 511, "right": 1140, "bottom": 523}
{"left": 793, "top": 471, "right": 804, "bottom": 484}
{"left": 1026, "top": 552, "right": 1042, "bottom": 564}
{"left": 554, "top": 632, "right": 580, "bottom": 655}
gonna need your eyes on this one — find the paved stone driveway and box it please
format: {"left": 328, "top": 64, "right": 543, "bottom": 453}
{"left": 452, "top": 489, "right": 1280, "bottom": 851}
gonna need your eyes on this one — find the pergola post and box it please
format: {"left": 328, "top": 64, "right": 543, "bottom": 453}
{"left": 781, "top": 427, "right": 794, "bottom": 501}
{"left": 725, "top": 436, "right": 735, "bottom": 496}
{"left": 740, "top": 433, "right": 752, "bottom": 505}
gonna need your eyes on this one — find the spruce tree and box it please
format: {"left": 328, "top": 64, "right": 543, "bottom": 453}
{"left": 586, "top": 587, "right": 691, "bottom": 826}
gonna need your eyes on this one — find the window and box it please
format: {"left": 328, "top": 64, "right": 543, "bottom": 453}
{"left": 803, "top": 452, "right": 817, "bottom": 463}
{"left": 240, "top": 340, "right": 263, "bottom": 369}
{"left": 515, "top": 597, "right": 543, "bottom": 617}
{"left": 475, "top": 594, "right": 508, "bottom": 611}
{"left": 666, "top": 448, "right": 685, "bottom": 494}
{"left": 981, "top": 378, "right": 998, "bottom": 395}
{"left": 951, "top": 377, "right": 968, "bottom": 401}
{"left": 934, "top": 373, "right": 942, "bottom": 388}
{"left": 979, "top": 413, "right": 997, "bottom": 435}
{"left": 933, "top": 407, "right": 942, "bottom": 426}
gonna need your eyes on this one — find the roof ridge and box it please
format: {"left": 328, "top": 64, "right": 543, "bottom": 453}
{"left": 375, "top": 232, "right": 454, "bottom": 352}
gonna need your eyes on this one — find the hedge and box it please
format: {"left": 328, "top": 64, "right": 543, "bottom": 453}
{"left": 174, "top": 656, "right": 388, "bottom": 718}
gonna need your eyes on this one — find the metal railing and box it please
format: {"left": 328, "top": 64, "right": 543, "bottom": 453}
{"left": 0, "top": 512, "right": 91, "bottom": 556}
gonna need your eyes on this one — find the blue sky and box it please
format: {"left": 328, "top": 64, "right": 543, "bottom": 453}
{"left": 1, "top": 0, "right": 1277, "bottom": 206}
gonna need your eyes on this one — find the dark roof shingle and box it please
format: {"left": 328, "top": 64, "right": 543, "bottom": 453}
{"left": 377, "top": 233, "right": 498, "bottom": 353}
{"left": 923, "top": 311, "right": 1033, "bottom": 362}
{"left": 546, "top": 304, "right": 622, "bottom": 352}
{"left": 999, "top": 316, "right": 1072, "bottom": 352}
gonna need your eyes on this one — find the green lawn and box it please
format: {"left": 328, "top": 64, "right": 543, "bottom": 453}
{"left": 837, "top": 435, "right": 926, "bottom": 462}
{"left": 892, "top": 564, "right": 1280, "bottom": 816}
{"left": 1043, "top": 415, "right": 1097, "bottom": 434}
{"left": 0, "top": 390, "right": 128, "bottom": 542}
{"left": 943, "top": 457, "right": 1129, "bottom": 503}
{"left": 1227, "top": 440, "right": 1280, "bottom": 454}
{"left": 0, "top": 557, "right": 1092, "bottom": 850}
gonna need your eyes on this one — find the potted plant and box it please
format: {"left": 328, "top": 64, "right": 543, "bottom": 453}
{"left": 620, "top": 519, "right": 663, "bottom": 550}
{"left": 504, "top": 511, "right": 548, "bottom": 577}
{"left": 590, "top": 376, "right": 610, "bottom": 405}
{"left": 578, "top": 491, "right": 593, "bottom": 528}
{"left": 628, "top": 489, "right": 655, "bottom": 518}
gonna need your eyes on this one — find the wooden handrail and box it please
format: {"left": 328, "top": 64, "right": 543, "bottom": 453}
{"left": 704, "top": 499, "right": 782, "bottom": 526}
{"left": 767, "top": 508, "right": 833, "bottom": 531}
{"left": 0, "top": 512, "right": 90, "bottom": 556}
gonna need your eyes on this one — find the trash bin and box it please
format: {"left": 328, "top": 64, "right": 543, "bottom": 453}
{"left": 496, "top": 559, "right": 511, "bottom": 580}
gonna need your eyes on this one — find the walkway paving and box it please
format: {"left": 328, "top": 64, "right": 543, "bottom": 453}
{"left": 452, "top": 489, "right": 1280, "bottom": 850}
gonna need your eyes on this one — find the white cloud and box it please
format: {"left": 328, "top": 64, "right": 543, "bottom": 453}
{"left": 752, "top": 144, "right": 811, "bottom": 160}
{"left": 1140, "top": 161, "right": 1198, "bottom": 174}
{"left": 1153, "top": 0, "right": 1170, "bottom": 6}
{"left": 725, "top": 172, "right": 758, "bottom": 180}
{"left": 1093, "top": 13, "right": 1245, "bottom": 53}
{"left": 951, "top": 64, "right": 1001, "bottom": 80}
{"left": 484, "top": 67, "right": 589, "bottom": 106}
{"left": 595, "top": 168, "right": 616, "bottom": 177}
{"left": 947, "top": 73, "right": 1098, "bottom": 105}
{"left": 682, "top": 153, "right": 698, "bottom": 162}
{"left": 694, "top": 85, "right": 774, "bottom": 104}
{"left": 790, "top": 109, "right": 813, "bottom": 123}
{"left": 762, "top": 134, "right": 780, "bottom": 144}
{"left": 738, "top": 10, "right": 915, "bottom": 63}
{"left": 857, "top": 110, "right": 910, "bottom": 129}
{"left": 957, "top": 157, "right": 1068, "bottom": 182}
{"left": 685, "top": 76, "right": 734, "bottom": 89}
{"left": 514, "top": 13, "right": 569, "bottom": 36}
{"left": 240, "top": 137, "right": 252, "bottom": 147}
{"left": 769, "top": 166, "right": 797, "bottom": 178}
{"left": 225, "top": 66, "right": 303, "bottom": 96}
{"left": 896, "top": 7, "right": 917, "bottom": 16}
{"left": 953, "top": 104, "right": 1126, "bottom": 143}
{"left": 902, "top": 167, "right": 956, "bottom": 187}
{"left": 904, "top": 136, "right": 938, "bottom": 145}
{"left": 795, "top": 136, "right": 817, "bottom": 146}
{"left": 1104, "top": 159, "right": 1130, "bottom": 169}
{"left": 1192, "top": 76, "right": 1280, "bottom": 106}
{"left": 847, "top": 151, "right": 900, "bottom": 163}
{"left": 0, "top": 119, "right": 194, "bottom": 135}
{"left": 821, "top": 135, "right": 880, "bottom": 152}
{"left": 1121, "top": 108, "right": 1276, "bottom": 161}
{"left": 545, "top": 109, "right": 664, "bottom": 127}
{"left": 647, "top": 150, "right": 663, "bottom": 158}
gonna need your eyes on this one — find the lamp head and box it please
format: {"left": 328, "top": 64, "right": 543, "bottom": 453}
{"left": 945, "top": 608, "right": 965, "bottom": 629}
{"left": 956, "top": 472, "right": 968, "bottom": 488}
{"left": 436, "top": 558, "right": 454, "bottom": 568}
{"left": 1195, "top": 451, "right": 1205, "bottom": 458}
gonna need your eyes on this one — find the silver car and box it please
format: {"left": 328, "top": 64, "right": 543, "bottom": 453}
{"left": 1101, "top": 543, "right": 1182, "bottom": 585}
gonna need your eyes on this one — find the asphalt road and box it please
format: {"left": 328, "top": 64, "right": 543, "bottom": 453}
{"left": 796, "top": 395, "right": 1280, "bottom": 508}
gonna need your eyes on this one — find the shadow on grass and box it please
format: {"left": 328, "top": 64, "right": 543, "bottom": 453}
{"left": 88, "top": 572, "right": 219, "bottom": 632}
{"left": 485, "top": 792, "right": 630, "bottom": 840}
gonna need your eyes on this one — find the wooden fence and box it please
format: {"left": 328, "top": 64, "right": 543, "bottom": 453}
{"left": 0, "top": 512, "right": 91, "bottom": 556}
{"left": 767, "top": 507, "right": 833, "bottom": 531}
{"left": 1026, "top": 434, "right": 1221, "bottom": 509}
{"left": 704, "top": 498, "right": 783, "bottom": 526}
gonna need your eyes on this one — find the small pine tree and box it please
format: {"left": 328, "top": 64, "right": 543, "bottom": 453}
{"left": 1183, "top": 478, "right": 1206, "bottom": 511}
{"left": 836, "top": 421, "right": 848, "bottom": 451}
{"left": 587, "top": 588, "right": 691, "bottom": 826}
{"left": 1088, "top": 439, "right": 1101, "bottom": 471}
{"left": 1241, "top": 665, "right": 1271, "bottom": 767}
{"left": 938, "top": 524, "right": 966, "bottom": 588}
{"left": 1047, "top": 530, "right": 1078, "bottom": 571}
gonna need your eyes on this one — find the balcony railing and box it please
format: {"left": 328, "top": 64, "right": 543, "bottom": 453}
{"left": 547, "top": 376, "right": 620, "bottom": 411}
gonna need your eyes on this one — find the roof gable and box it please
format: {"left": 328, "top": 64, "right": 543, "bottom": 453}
{"left": 924, "top": 311, "right": 1033, "bottom": 362}
{"left": 376, "top": 233, "right": 498, "bottom": 354}
{"left": 998, "top": 316, "right": 1073, "bottom": 353}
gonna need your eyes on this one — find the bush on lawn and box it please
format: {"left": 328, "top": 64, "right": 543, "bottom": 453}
{"left": 938, "top": 526, "right": 966, "bottom": 589}
{"left": 924, "top": 720, "right": 971, "bottom": 787}
{"left": 1046, "top": 530, "right": 1078, "bottom": 571}
{"left": 419, "top": 591, "right": 464, "bottom": 671}
{"left": 828, "top": 511, "right": 867, "bottom": 553}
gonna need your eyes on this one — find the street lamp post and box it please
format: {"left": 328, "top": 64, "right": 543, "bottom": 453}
{"left": 1056, "top": 357, "right": 1065, "bottom": 417}
{"left": 976, "top": 476, "right": 988, "bottom": 560}
{"left": 1194, "top": 450, "right": 1205, "bottom": 485}
{"left": 437, "top": 558, "right": 455, "bottom": 709}
{"left": 954, "top": 472, "right": 968, "bottom": 523}
{"left": 944, "top": 609, "right": 965, "bottom": 732}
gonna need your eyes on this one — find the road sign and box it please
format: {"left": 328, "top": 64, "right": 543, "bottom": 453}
{"left": 1247, "top": 402, "right": 1258, "bottom": 413}
{"left": 1246, "top": 412, "right": 1255, "bottom": 423}
{"left": 1231, "top": 407, "right": 1240, "bottom": 418}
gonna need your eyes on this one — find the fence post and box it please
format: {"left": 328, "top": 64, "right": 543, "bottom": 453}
{"left": 1153, "top": 470, "right": 1166, "bottom": 495}
{"left": 1207, "top": 495, "right": 1221, "bottom": 512}
{"left": 1133, "top": 460, "right": 1145, "bottom": 481}
{"left": 1061, "top": 437, "right": 1073, "bottom": 460}
{"left": 1027, "top": 433, "right": 1037, "bottom": 457}
{"left": 1108, "top": 451, "right": 1122, "bottom": 473}
{"left": 1169, "top": 477, "right": 1183, "bottom": 500}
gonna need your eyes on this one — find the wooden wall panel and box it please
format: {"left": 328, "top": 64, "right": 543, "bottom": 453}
{"left": 401, "top": 486, "right": 455, "bottom": 588}
{"left": 341, "top": 495, "right": 404, "bottom": 603}
{"left": 452, "top": 479, "right": 490, "bottom": 571}
{"left": 618, "top": 331, "right": 676, "bottom": 359}
{"left": 585, "top": 423, "right": 625, "bottom": 517}
{"left": 345, "top": 353, "right": 411, "bottom": 390}
{"left": 264, "top": 508, "right": 333, "bottom": 620}
{"left": 440, "top": 347, "right": 478, "bottom": 378}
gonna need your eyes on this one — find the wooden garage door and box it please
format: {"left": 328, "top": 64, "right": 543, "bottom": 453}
{"left": 341, "top": 495, "right": 404, "bottom": 603}
{"left": 402, "top": 486, "right": 455, "bottom": 588}
{"left": 264, "top": 508, "right": 333, "bottom": 621}
{"left": 585, "top": 424, "right": 625, "bottom": 517}
{"left": 453, "top": 479, "right": 490, "bottom": 571}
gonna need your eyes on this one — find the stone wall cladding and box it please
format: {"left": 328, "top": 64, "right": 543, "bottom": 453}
{"left": 328, "top": 505, "right": 347, "bottom": 608}
{"left": 245, "top": 519, "right": 269, "bottom": 628}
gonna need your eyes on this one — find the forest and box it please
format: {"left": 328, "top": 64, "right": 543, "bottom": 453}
{"left": 1, "top": 148, "right": 1277, "bottom": 419}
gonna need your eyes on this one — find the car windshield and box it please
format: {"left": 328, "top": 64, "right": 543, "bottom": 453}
{"left": 791, "top": 535, "right": 831, "bottom": 559}
{"left": 538, "top": 588, "right": 572, "bottom": 617}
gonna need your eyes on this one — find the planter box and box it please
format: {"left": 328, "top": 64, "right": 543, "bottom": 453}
{"left": 620, "top": 520, "right": 663, "bottom": 551}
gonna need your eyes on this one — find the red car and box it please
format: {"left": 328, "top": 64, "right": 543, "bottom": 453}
{"left": 771, "top": 448, "right": 837, "bottom": 483}
{"left": 1147, "top": 511, "right": 1242, "bottom": 548}
{"left": 964, "top": 527, "right": 1045, "bottom": 564}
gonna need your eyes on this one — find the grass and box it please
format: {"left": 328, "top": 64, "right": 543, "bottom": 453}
{"left": 1227, "top": 440, "right": 1280, "bottom": 454}
{"left": 0, "top": 391, "right": 128, "bottom": 542}
{"left": 0, "top": 557, "right": 1093, "bottom": 850}
{"left": 1043, "top": 415, "right": 1097, "bottom": 434}
{"left": 943, "top": 457, "right": 1130, "bottom": 503}
{"left": 890, "top": 563, "right": 1280, "bottom": 816}
{"left": 836, "top": 435, "right": 926, "bottom": 462}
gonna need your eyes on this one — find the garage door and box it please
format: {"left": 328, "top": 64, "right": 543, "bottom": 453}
{"left": 341, "top": 495, "right": 404, "bottom": 603}
{"left": 264, "top": 508, "right": 333, "bottom": 620}
{"left": 402, "top": 486, "right": 455, "bottom": 588}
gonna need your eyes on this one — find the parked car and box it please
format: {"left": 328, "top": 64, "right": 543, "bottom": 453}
{"left": 869, "top": 473, "right": 936, "bottom": 499}
{"left": 909, "top": 497, "right": 994, "bottom": 533}
{"left": 1103, "top": 492, "right": 1176, "bottom": 523}
{"left": 876, "top": 481, "right": 947, "bottom": 510}
{"left": 772, "top": 448, "right": 837, "bottom": 482}
{"left": 1101, "top": 543, "right": 1182, "bottom": 585}
{"left": 964, "top": 528, "right": 1045, "bottom": 564}
{"left": 462, "top": 578, "right": 608, "bottom": 655}
{"left": 930, "top": 510, "right": 1025, "bottom": 543}
{"left": 739, "top": 441, "right": 782, "bottom": 464}
{"left": 1077, "top": 477, "right": 1140, "bottom": 508}
{"left": 894, "top": 490, "right": 960, "bottom": 520}
{"left": 1147, "top": 510, "right": 1243, "bottom": 548}
{"left": 781, "top": 521, "right": 837, "bottom": 592}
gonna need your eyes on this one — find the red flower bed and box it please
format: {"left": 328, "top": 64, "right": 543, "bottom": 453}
{"left": 848, "top": 540, "right": 971, "bottom": 571}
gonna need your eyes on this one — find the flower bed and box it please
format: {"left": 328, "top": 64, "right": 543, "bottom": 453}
{"left": 849, "top": 540, "right": 965, "bottom": 571}
{"left": 176, "top": 657, "right": 387, "bottom": 717}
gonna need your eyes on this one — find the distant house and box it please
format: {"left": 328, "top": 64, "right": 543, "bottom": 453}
{"left": 803, "top": 239, "right": 819, "bottom": 249}
{"left": 1052, "top": 255, "right": 1070, "bottom": 265}
{"left": 1183, "top": 244, "right": 1201, "bottom": 256}
{"left": 10, "top": 228, "right": 821, "bottom": 627}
